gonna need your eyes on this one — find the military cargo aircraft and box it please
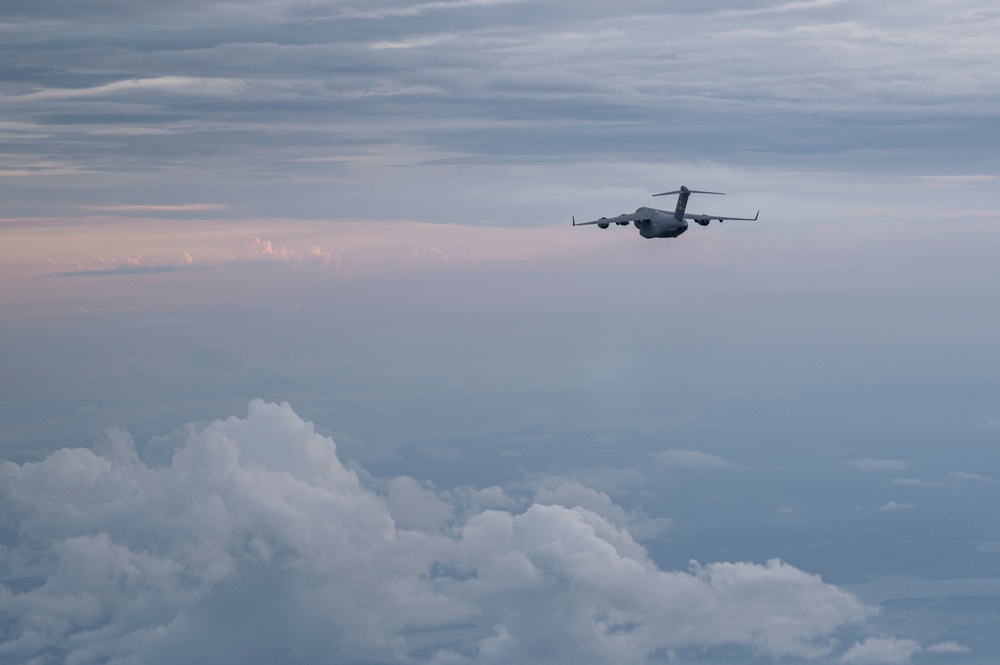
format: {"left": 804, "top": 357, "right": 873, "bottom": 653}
{"left": 573, "top": 185, "right": 758, "bottom": 239}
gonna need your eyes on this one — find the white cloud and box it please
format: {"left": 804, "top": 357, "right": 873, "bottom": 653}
{"left": 949, "top": 471, "right": 993, "bottom": 483}
{"left": 0, "top": 400, "right": 885, "bottom": 664}
{"left": 238, "top": 235, "right": 340, "bottom": 269}
{"left": 840, "top": 637, "right": 921, "bottom": 664}
{"left": 926, "top": 641, "right": 971, "bottom": 654}
{"left": 848, "top": 459, "right": 908, "bottom": 473}
{"left": 370, "top": 32, "right": 459, "bottom": 50}
{"left": 878, "top": 501, "right": 915, "bottom": 511}
{"left": 386, "top": 476, "right": 454, "bottom": 531}
{"left": 530, "top": 479, "right": 671, "bottom": 542}
{"left": 13, "top": 76, "right": 246, "bottom": 101}
{"left": 888, "top": 478, "right": 939, "bottom": 487}
{"left": 654, "top": 448, "right": 733, "bottom": 469}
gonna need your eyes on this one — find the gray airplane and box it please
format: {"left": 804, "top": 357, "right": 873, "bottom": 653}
{"left": 573, "top": 185, "right": 758, "bottom": 239}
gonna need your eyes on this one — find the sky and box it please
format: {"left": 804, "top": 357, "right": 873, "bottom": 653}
{"left": 1, "top": 1, "right": 999, "bottom": 663}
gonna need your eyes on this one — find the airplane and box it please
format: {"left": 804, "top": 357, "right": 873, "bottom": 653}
{"left": 572, "top": 185, "right": 758, "bottom": 239}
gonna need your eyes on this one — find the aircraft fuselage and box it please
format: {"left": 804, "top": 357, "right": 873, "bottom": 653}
{"left": 633, "top": 207, "right": 688, "bottom": 239}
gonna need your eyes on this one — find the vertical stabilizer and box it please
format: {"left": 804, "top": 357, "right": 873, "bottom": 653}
{"left": 673, "top": 186, "right": 691, "bottom": 221}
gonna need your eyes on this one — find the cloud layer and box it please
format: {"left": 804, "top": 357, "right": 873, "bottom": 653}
{"left": 1, "top": 400, "right": 885, "bottom": 664}
{"left": 3, "top": 0, "right": 999, "bottom": 220}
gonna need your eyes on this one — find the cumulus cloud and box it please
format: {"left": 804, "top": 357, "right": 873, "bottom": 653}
{"left": 220, "top": 236, "right": 343, "bottom": 270}
{"left": 0, "top": 401, "right": 890, "bottom": 664}
{"left": 43, "top": 234, "right": 342, "bottom": 279}
{"left": 49, "top": 253, "right": 209, "bottom": 277}
{"left": 529, "top": 479, "right": 671, "bottom": 542}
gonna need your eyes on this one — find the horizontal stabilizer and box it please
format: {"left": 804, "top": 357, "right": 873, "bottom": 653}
{"left": 653, "top": 189, "right": 725, "bottom": 197}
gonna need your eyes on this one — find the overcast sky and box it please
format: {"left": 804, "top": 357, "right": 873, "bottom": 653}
{"left": 2, "top": 1, "right": 999, "bottom": 664}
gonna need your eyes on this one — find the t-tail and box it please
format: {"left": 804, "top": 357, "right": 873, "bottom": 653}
{"left": 653, "top": 185, "right": 725, "bottom": 221}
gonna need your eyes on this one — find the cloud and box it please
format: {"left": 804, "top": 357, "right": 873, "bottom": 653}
{"left": 50, "top": 254, "right": 209, "bottom": 277}
{"left": 888, "top": 478, "right": 940, "bottom": 488}
{"left": 0, "top": 400, "right": 885, "bottom": 664}
{"left": 370, "top": 33, "right": 459, "bottom": 50}
{"left": 654, "top": 448, "right": 733, "bottom": 469}
{"left": 847, "top": 459, "right": 908, "bottom": 473}
{"left": 6, "top": 0, "right": 1000, "bottom": 223}
{"left": 878, "top": 501, "right": 915, "bottom": 511}
{"left": 84, "top": 204, "right": 230, "bottom": 212}
{"left": 54, "top": 264, "right": 198, "bottom": 277}
{"left": 529, "top": 479, "right": 671, "bottom": 542}
{"left": 39, "top": 230, "right": 344, "bottom": 280}
{"left": 949, "top": 471, "right": 993, "bottom": 483}
{"left": 840, "top": 637, "right": 921, "bottom": 664}
{"left": 926, "top": 641, "right": 971, "bottom": 654}
{"left": 12, "top": 76, "right": 246, "bottom": 101}
{"left": 341, "top": 0, "right": 525, "bottom": 21}
{"left": 385, "top": 476, "right": 455, "bottom": 532}
{"left": 237, "top": 236, "right": 339, "bottom": 269}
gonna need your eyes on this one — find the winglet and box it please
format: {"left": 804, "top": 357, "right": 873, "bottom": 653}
{"left": 754, "top": 210, "right": 759, "bottom": 220}
{"left": 572, "top": 215, "right": 576, "bottom": 227}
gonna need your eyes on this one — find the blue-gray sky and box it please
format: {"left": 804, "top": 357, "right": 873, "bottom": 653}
{"left": 2, "top": 1, "right": 999, "bottom": 664}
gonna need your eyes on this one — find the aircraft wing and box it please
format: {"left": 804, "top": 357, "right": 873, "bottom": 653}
{"left": 572, "top": 211, "right": 648, "bottom": 227}
{"left": 684, "top": 210, "right": 759, "bottom": 223}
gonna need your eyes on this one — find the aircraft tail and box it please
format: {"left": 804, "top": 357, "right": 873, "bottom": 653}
{"left": 653, "top": 186, "right": 724, "bottom": 221}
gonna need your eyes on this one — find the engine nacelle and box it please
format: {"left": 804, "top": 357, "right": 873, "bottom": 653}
{"left": 598, "top": 222, "right": 609, "bottom": 229}
{"left": 695, "top": 217, "right": 710, "bottom": 226}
